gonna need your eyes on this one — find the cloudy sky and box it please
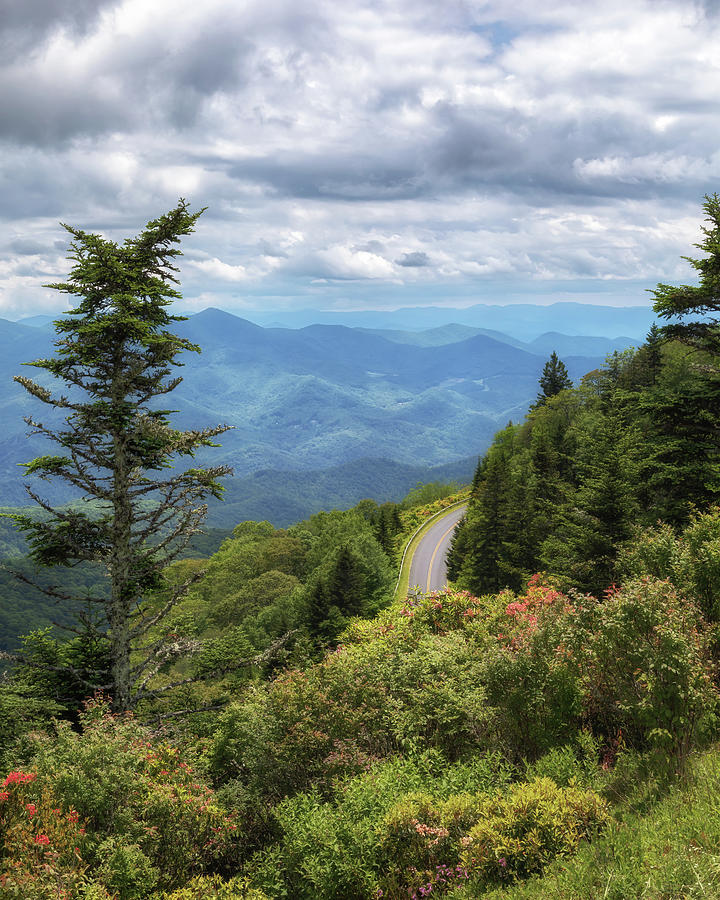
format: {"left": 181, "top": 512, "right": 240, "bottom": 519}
{"left": 2, "top": 0, "right": 720, "bottom": 319}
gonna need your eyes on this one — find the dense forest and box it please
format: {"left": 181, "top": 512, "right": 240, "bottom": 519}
{"left": 4, "top": 197, "right": 720, "bottom": 898}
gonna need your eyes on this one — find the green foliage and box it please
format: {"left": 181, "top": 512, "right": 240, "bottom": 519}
{"left": 158, "top": 874, "right": 270, "bottom": 899}
{"left": 14, "top": 697, "right": 238, "bottom": 894}
{"left": 401, "top": 481, "right": 460, "bottom": 509}
{"left": 0, "top": 773, "right": 99, "bottom": 899}
{"left": 451, "top": 324, "right": 720, "bottom": 596}
{"left": 458, "top": 777, "right": 609, "bottom": 886}
{"left": 468, "top": 747, "right": 720, "bottom": 900}
{"left": 249, "top": 751, "right": 514, "bottom": 900}
{"left": 579, "top": 578, "right": 717, "bottom": 764}
{"left": 651, "top": 192, "right": 720, "bottom": 356}
{"left": 619, "top": 506, "right": 720, "bottom": 622}
{"left": 208, "top": 589, "right": 494, "bottom": 801}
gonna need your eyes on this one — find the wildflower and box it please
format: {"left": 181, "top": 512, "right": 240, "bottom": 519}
{"left": 25, "top": 803, "right": 37, "bottom": 816}
{"left": 34, "top": 834, "right": 50, "bottom": 845}
{"left": 3, "top": 772, "right": 36, "bottom": 786}
{"left": 0, "top": 792, "right": 9, "bottom": 802}
{"left": 498, "top": 857, "right": 507, "bottom": 868}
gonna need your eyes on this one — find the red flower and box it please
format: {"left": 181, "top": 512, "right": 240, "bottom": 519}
{"left": 34, "top": 834, "right": 50, "bottom": 845}
{"left": 25, "top": 803, "right": 37, "bottom": 817}
{"left": 3, "top": 772, "right": 36, "bottom": 787}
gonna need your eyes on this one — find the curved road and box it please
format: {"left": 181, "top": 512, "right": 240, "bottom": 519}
{"left": 408, "top": 504, "right": 467, "bottom": 593}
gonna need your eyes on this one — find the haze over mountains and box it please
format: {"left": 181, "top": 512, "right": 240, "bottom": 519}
{"left": 240, "top": 302, "right": 656, "bottom": 341}
{"left": 4, "top": 304, "right": 652, "bottom": 524}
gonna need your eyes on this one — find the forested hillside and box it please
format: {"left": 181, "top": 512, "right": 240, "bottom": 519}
{"left": 447, "top": 326, "right": 720, "bottom": 597}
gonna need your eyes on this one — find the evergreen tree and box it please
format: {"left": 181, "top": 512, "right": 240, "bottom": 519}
{"left": 540, "top": 412, "right": 641, "bottom": 594}
{"left": 326, "top": 543, "right": 367, "bottom": 618}
{"left": 453, "top": 425, "right": 518, "bottom": 594}
{"left": 652, "top": 193, "right": 720, "bottom": 356}
{"left": 6, "top": 202, "right": 234, "bottom": 712}
{"left": 535, "top": 352, "right": 572, "bottom": 407}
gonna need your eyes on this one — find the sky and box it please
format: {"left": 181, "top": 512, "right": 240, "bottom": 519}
{"left": 2, "top": 0, "right": 720, "bottom": 319}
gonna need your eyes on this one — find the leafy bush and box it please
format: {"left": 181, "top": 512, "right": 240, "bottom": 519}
{"left": 157, "top": 874, "right": 269, "bottom": 899}
{"left": 578, "top": 578, "right": 718, "bottom": 764}
{"left": 478, "top": 575, "right": 718, "bottom": 766}
{"left": 523, "top": 733, "right": 601, "bottom": 790}
{"left": 209, "top": 590, "right": 495, "bottom": 800}
{"left": 11, "top": 697, "right": 238, "bottom": 895}
{"left": 620, "top": 507, "right": 720, "bottom": 622}
{"left": 479, "top": 577, "right": 585, "bottom": 759}
{"left": 458, "top": 777, "right": 609, "bottom": 885}
{"left": 0, "top": 770, "right": 101, "bottom": 899}
{"left": 249, "top": 752, "right": 514, "bottom": 900}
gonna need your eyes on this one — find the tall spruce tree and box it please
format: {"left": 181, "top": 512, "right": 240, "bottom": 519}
{"left": 534, "top": 351, "right": 572, "bottom": 407}
{"left": 7, "top": 202, "right": 234, "bottom": 712}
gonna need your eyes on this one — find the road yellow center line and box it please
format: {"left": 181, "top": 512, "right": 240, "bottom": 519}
{"left": 427, "top": 518, "right": 460, "bottom": 590}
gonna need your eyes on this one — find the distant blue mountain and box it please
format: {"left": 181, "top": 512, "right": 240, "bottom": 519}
{"left": 240, "top": 302, "right": 655, "bottom": 341}
{"left": 0, "top": 307, "right": 616, "bottom": 520}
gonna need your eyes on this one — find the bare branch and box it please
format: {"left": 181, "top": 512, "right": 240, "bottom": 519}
{"left": 131, "top": 630, "right": 298, "bottom": 704}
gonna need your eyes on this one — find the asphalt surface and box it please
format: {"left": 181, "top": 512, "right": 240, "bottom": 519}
{"left": 408, "top": 504, "right": 468, "bottom": 593}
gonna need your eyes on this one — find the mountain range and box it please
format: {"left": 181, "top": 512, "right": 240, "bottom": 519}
{"left": 2, "top": 305, "right": 646, "bottom": 524}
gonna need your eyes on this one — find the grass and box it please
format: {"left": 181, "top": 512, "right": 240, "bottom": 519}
{"left": 445, "top": 746, "right": 720, "bottom": 899}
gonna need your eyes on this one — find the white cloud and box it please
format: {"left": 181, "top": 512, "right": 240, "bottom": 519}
{"left": 1, "top": 0, "right": 719, "bottom": 315}
{"left": 311, "top": 246, "right": 396, "bottom": 280}
{"left": 189, "top": 258, "right": 249, "bottom": 282}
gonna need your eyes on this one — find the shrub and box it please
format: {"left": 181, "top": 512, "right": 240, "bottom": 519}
{"left": 579, "top": 578, "right": 718, "bottom": 764}
{"left": 209, "top": 593, "right": 495, "bottom": 799}
{"left": 619, "top": 508, "right": 720, "bottom": 622}
{"left": 481, "top": 577, "right": 584, "bottom": 759}
{"left": 0, "top": 771, "right": 100, "bottom": 899}
{"left": 249, "top": 752, "right": 514, "bottom": 900}
{"left": 18, "top": 697, "right": 238, "bottom": 894}
{"left": 523, "top": 732, "right": 601, "bottom": 790}
{"left": 157, "top": 874, "right": 269, "bottom": 899}
{"left": 458, "top": 777, "right": 610, "bottom": 885}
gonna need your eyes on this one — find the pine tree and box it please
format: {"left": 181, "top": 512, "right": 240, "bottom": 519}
{"left": 325, "top": 543, "right": 367, "bottom": 618}
{"left": 652, "top": 193, "right": 720, "bottom": 356}
{"left": 7, "top": 202, "right": 234, "bottom": 712}
{"left": 535, "top": 352, "right": 572, "bottom": 407}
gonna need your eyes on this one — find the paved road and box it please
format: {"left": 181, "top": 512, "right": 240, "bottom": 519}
{"left": 408, "top": 504, "right": 468, "bottom": 593}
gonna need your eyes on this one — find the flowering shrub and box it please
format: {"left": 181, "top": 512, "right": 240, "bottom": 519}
{"left": 481, "top": 577, "right": 585, "bottom": 759}
{"left": 210, "top": 601, "right": 492, "bottom": 801}
{"left": 0, "top": 770, "right": 102, "bottom": 899}
{"left": 378, "top": 790, "right": 481, "bottom": 895}
{"left": 458, "top": 777, "right": 609, "bottom": 884}
{"left": 158, "top": 874, "right": 270, "bottom": 898}
{"left": 249, "top": 752, "right": 514, "bottom": 900}
{"left": 579, "top": 578, "right": 718, "bottom": 763}
{"left": 6, "top": 697, "right": 238, "bottom": 897}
